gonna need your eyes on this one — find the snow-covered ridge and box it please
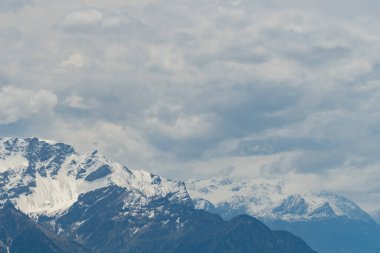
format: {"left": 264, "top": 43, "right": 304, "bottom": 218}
{"left": 0, "top": 137, "right": 190, "bottom": 216}
{"left": 371, "top": 209, "right": 380, "bottom": 224}
{"left": 186, "top": 176, "right": 374, "bottom": 223}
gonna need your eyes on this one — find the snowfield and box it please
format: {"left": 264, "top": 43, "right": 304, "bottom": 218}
{"left": 0, "top": 137, "right": 189, "bottom": 216}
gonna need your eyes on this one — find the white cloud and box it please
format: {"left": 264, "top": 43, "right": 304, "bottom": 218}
{"left": 0, "top": 86, "right": 57, "bottom": 125}
{"left": 58, "top": 8, "right": 146, "bottom": 34}
{"left": 47, "top": 121, "right": 157, "bottom": 171}
{"left": 62, "top": 95, "right": 99, "bottom": 110}
{"left": 144, "top": 103, "right": 213, "bottom": 140}
{"left": 2, "top": 0, "right": 380, "bottom": 210}
{"left": 148, "top": 45, "right": 186, "bottom": 73}
{"left": 146, "top": 114, "right": 212, "bottom": 140}
{"left": 61, "top": 53, "right": 86, "bottom": 68}
{"left": 60, "top": 9, "right": 103, "bottom": 29}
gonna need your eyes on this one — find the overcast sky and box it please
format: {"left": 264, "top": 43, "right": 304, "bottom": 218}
{"left": 1, "top": 0, "right": 380, "bottom": 211}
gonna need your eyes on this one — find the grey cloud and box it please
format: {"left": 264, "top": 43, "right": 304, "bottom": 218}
{"left": 288, "top": 46, "right": 351, "bottom": 67}
{"left": 0, "top": 0, "right": 31, "bottom": 12}
{"left": 0, "top": 86, "right": 57, "bottom": 125}
{"left": 57, "top": 8, "right": 151, "bottom": 38}
{"left": 2, "top": 0, "right": 380, "bottom": 209}
{"left": 291, "top": 150, "right": 347, "bottom": 173}
{"left": 236, "top": 137, "right": 332, "bottom": 156}
{"left": 0, "top": 27, "right": 23, "bottom": 41}
{"left": 60, "top": 8, "right": 103, "bottom": 29}
{"left": 62, "top": 95, "right": 100, "bottom": 110}
{"left": 209, "top": 84, "right": 302, "bottom": 138}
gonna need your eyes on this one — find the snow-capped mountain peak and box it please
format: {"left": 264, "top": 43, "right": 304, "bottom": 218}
{"left": 187, "top": 176, "right": 374, "bottom": 223}
{"left": 0, "top": 137, "right": 190, "bottom": 216}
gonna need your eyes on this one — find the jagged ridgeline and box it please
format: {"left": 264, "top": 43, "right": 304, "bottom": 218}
{"left": 0, "top": 137, "right": 316, "bottom": 253}
{"left": 187, "top": 177, "right": 380, "bottom": 253}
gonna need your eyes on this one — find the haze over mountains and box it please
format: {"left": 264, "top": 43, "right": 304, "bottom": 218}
{"left": 0, "top": 137, "right": 316, "bottom": 253}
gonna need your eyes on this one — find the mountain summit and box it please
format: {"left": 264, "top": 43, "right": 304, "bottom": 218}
{"left": 187, "top": 176, "right": 380, "bottom": 253}
{"left": 0, "top": 137, "right": 190, "bottom": 216}
{"left": 0, "top": 137, "right": 316, "bottom": 253}
{"left": 186, "top": 176, "right": 374, "bottom": 223}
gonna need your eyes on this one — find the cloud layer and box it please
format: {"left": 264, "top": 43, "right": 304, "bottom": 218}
{"left": 0, "top": 86, "right": 57, "bottom": 124}
{"left": 1, "top": 0, "right": 380, "bottom": 210}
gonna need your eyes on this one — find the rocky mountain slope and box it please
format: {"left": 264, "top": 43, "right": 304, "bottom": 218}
{"left": 0, "top": 137, "right": 189, "bottom": 217}
{"left": 187, "top": 176, "right": 380, "bottom": 253}
{"left": 187, "top": 176, "right": 373, "bottom": 222}
{"left": 0, "top": 137, "right": 317, "bottom": 253}
{"left": 0, "top": 202, "right": 86, "bottom": 253}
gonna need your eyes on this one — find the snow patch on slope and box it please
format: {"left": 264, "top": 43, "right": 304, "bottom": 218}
{"left": 0, "top": 153, "right": 29, "bottom": 173}
{"left": 16, "top": 169, "right": 106, "bottom": 215}
{"left": 187, "top": 176, "right": 374, "bottom": 223}
{"left": 0, "top": 137, "right": 190, "bottom": 216}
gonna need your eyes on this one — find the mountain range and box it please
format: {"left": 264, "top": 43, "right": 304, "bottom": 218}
{"left": 0, "top": 137, "right": 316, "bottom": 253}
{"left": 187, "top": 176, "right": 380, "bottom": 253}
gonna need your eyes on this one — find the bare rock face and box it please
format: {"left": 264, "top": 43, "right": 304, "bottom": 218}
{"left": 0, "top": 202, "right": 87, "bottom": 253}
{"left": 187, "top": 176, "right": 380, "bottom": 253}
{"left": 0, "top": 137, "right": 317, "bottom": 253}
